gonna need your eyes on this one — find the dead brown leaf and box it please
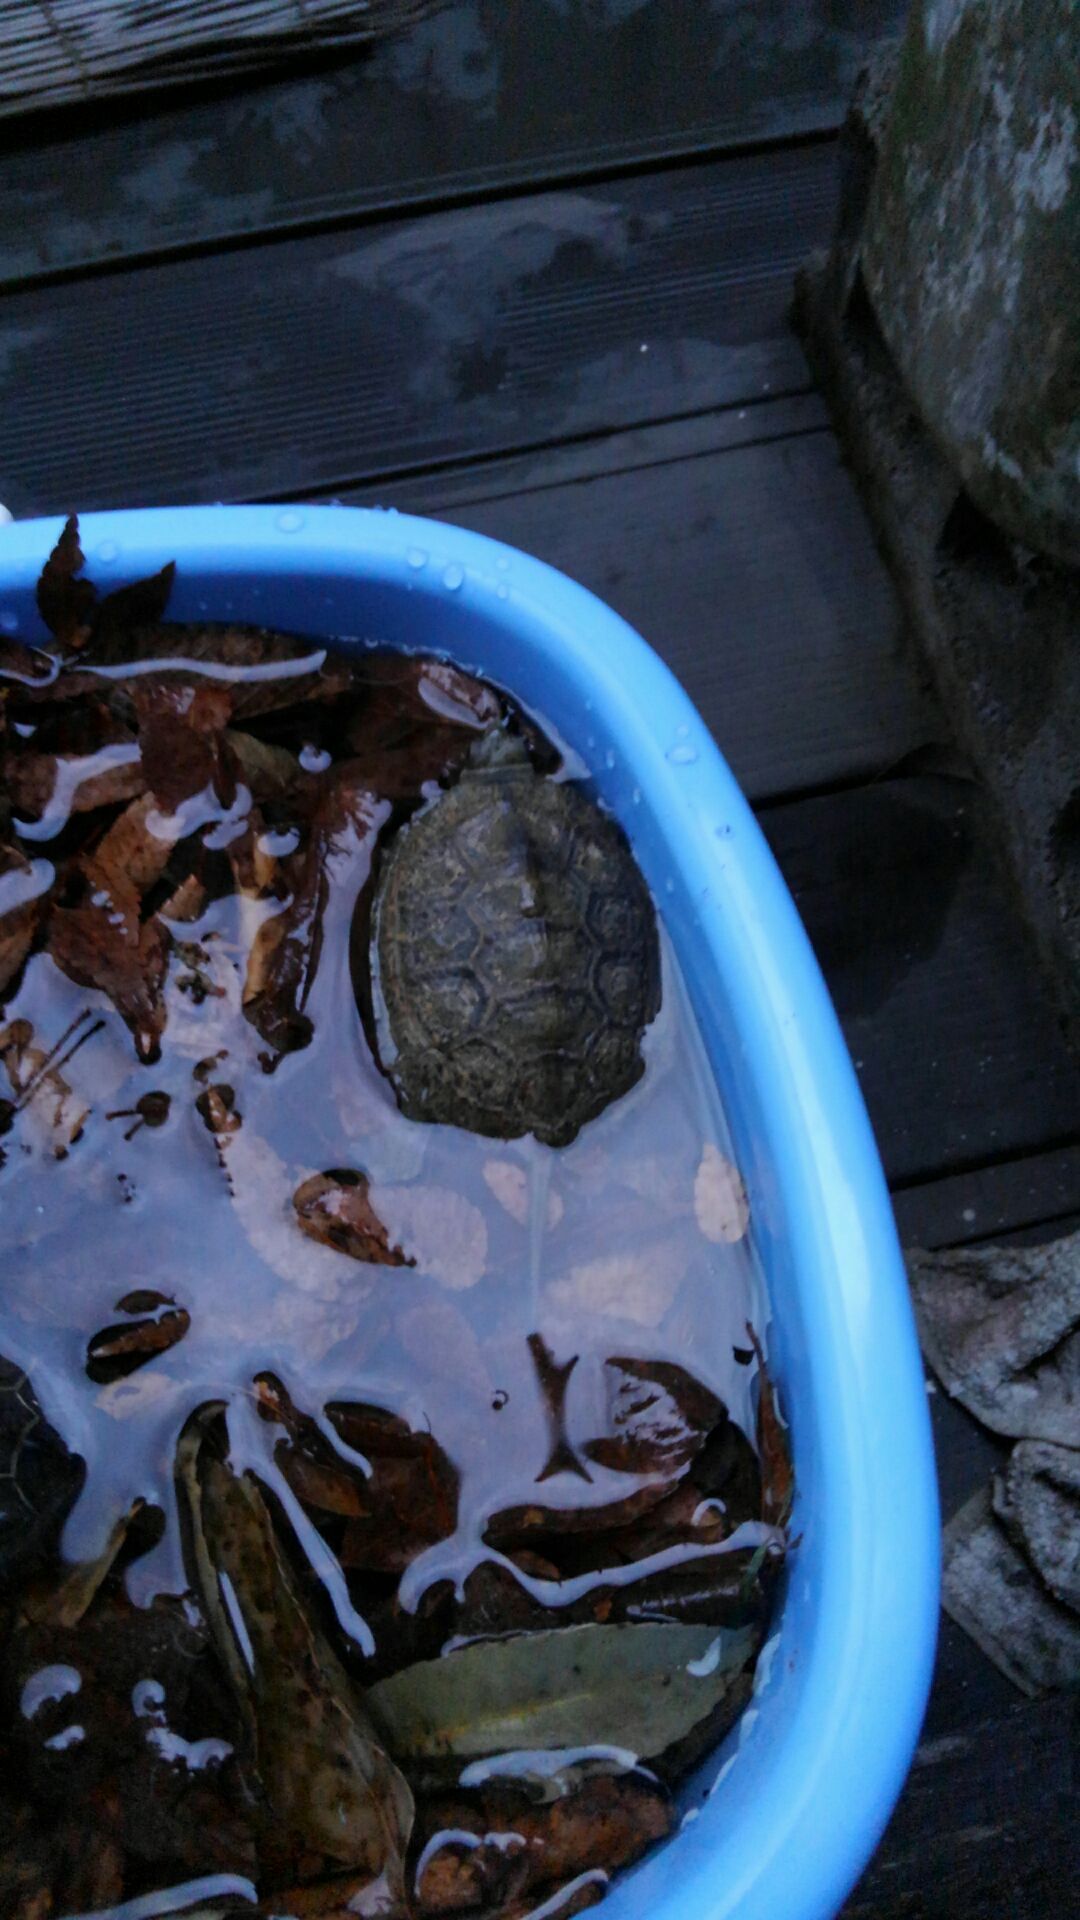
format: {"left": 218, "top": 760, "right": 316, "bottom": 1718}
{"left": 2, "top": 741, "right": 145, "bottom": 825}
{"left": 92, "top": 791, "right": 181, "bottom": 897}
{"left": 746, "top": 1324, "right": 793, "bottom": 1528}
{"left": 133, "top": 681, "right": 235, "bottom": 815}
{"left": 0, "top": 846, "right": 49, "bottom": 995}
{"left": 294, "top": 1169, "right": 415, "bottom": 1269}
{"left": 86, "top": 1305, "right": 191, "bottom": 1384}
{"left": 342, "top": 655, "right": 500, "bottom": 798}
{"left": 35, "top": 514, "right": 95, "bottom": 650}
{"left": 78, "top": 621, "right": 356, "bottom": 723}
{"left": 415, "top": 1776, "right": 672, "bottom": 1917}
{"left": 583, "top": 1357, "right": 725, "bottom": 1479}
{"left": 224, "top": 727, "right": 302, "bottom": 800}
{"left": 92, "top": 561, "right": 176, "bottom": 639}
{"left": 243, "top": 778, "right": 376, "bottom": 1057}
{"left": 0, "top": 1014, "right": 93, "bottom": 1154}
{"left": 48, "top": 866, "right": 170, "bottom": 1063}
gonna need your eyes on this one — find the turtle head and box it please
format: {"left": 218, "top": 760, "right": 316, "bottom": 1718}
{"left": 465, "top": 727, "right": 532, "bottom": 777}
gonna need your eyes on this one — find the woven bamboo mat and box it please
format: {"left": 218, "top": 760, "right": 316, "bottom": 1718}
{"left": 0, "top": 1, "right": 440, "bottom": 117}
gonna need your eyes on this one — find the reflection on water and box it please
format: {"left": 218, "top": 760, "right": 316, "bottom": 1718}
{"left": 0, "top": 613, "right": 781, "bottom": 1917}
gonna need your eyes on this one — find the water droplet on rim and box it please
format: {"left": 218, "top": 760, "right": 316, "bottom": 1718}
{"left": 406, "top": 547, "right": 428, "bottom": 570}
{"left": 495, "top": 582, "right": 509, "bottom": 599}
{"left": 495, "top": 554, "right": 511, "bottom": 572}
{"left": 667, "top": 742, "right": 698, "bottom": 766}
{"left": 442, "top": 563, "right": 465, "bottom": 592}
{"left": 276, "top": 510, "right": 304, "bottom": 533}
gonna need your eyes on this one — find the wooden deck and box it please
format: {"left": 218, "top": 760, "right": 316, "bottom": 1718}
{"left": 1, "top": 6, "right": 1076, "bottom": 1912}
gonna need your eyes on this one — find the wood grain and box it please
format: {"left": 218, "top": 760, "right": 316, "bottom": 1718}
{"left": 761, "top": 776, "right": 1080, "bottom": 1185}
{"left": 842, "top": 1693, "right": 1079, "bottom": 1918}
{"left": 0, "top": 144, "right": 834, "bottom": 515}
{"left": 0, "top": 1, "right": 909, "bottom": 285}
{"left": 375, "top": 406, "right": 935, "bottom": 803}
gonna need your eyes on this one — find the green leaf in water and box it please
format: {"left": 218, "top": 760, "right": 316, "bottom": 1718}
{"left": 177, "top": 1408, "right": 414, "bottom": 1898}
{"left": 366, "top": 1620, "right": 757, "bottom": 1769}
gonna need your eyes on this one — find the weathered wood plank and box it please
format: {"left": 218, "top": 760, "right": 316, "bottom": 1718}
{"left": 842, "top": 1692, "right": 1078, "bottom": 1919}
{"left": 0, "top": 1, "right": 910, "bottom": 286}
{"left": 0, "top": 143, "right": 833, "bottom": 516}
{"left": 374, "top": 408, "right": 935, "bottom": 802}
{"left": 761, "top": 776, "right": 1080, "bottom": 1185}
{"left": 894, "top": 1147, "right": 1080, "bottom": 1251}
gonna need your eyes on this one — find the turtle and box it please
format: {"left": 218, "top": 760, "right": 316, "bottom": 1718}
{"left": 0, "top": 1355, "right": 84, "bottom": 1591}
{"left": 370, "top": 729, "right": 660, "bottom": 1148}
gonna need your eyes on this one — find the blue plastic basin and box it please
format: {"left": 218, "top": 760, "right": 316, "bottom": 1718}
{"left": 0, "top": 505, "right": 939, "bottom": 1920}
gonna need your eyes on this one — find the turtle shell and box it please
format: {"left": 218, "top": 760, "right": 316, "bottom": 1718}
{"left": 372, "top": 738, "right": 660, "bottom": 1147}
{"left": 0, "top": 1356, "right": 84, "bottom": 1589}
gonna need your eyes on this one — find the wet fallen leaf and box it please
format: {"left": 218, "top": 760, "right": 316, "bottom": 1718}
{"left": 0, "top": 845, "right": 49, "bottom": 994}
{"left": 294, "top": 1169, "right": 414, "bottom": 1269}
{"left": 366, "top": 1621, "right": 758, "bottom": 1768}
{"left": 92, "top": 790, "right": 181, "bottom": 897}
{"left": 0, "top": 1353, "right": 85, "bottom": 1588}
{"left": 35, "top": 514, "right": 95, "bottom": 650}
{"left": 159, "top": 869, "right": 209, "bottom": 922}
{"left": 746, "top": 1326, "right": 793, "bottom": 1528}
{"left": 0, "top": 1013, "right": 95, "bottom": 1154}
{"left": 694, "top": 1143, "right": 749, "bottom": 1244}
{"left": 344, "top": 656, "right": 500, "bottom": 797}
{"left": 483, "top": 1157, "right": 564, "bottom": 1228}
{"left": 373, "top": 1183, "right": 488, "bottom": 1290}
{"left": 196, "top": 1081, "right": 242, "bottom": 1135}
{"left": 179, "top": 1417, "right": 414, "bottom": 1890}
{"left": 2, "top": 736, "right": 144, "bottom": 824}
{"left": 49, "top": 890, "right": 170, "bottom": 1064}
{"left": 583, "top": 1358, "right": 725, "bottom": 1479}
{"left": 93, "top": 561, "right": 177, "bottom": 639}
{"left": 529, "top": 1332, "right": 590, "bottom": 1483}
{"left": 23, "top": 1501, "right": 144, "bottom": 1629}
{"left": 0, "top": 634, "right": 57, "bottom": 689}
{"left": 243, "top": 791, "right": 377, "bottom": 1058}
{"left": 498, "top": 1871, "right": 610, "bottom": 1920}
{"left": 224, "top": 726, "right": 303, "bottom": 799}
{"left": 416, "top": 658, "right": 503, "bottom": 730}
{"left": 415, "top": 1774, "right": 672, "bottom": 1915}
{"left": 249, "top": 1377, "right": 458, "bottom": 1578}
{"left": 133, "top": 680, "right": 235, "bottom": 815}
{"left": 86, "top": 1305, "right": 191, "bottom": 1384}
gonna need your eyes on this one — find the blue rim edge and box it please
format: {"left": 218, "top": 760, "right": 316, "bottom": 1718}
{"left": 0, "top": 507, "right": 940, "bottom": 1920}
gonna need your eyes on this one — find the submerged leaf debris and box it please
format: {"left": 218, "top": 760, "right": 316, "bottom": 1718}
{"left": 0, "top": 521, "right": 791, "bottom": 1920}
